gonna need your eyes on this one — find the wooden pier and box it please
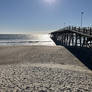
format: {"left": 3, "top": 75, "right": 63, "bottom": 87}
{"left": 50, "top": 26, "right": 92, "bottom": 47}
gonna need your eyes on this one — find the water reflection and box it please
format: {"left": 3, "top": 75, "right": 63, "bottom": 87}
{"left": 0, "top": 34, "right": 55, "bottom": 46}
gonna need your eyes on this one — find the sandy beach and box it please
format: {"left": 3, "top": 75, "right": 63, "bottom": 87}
{"left": 0, "top": 46, "right": 92, "bottom": 91}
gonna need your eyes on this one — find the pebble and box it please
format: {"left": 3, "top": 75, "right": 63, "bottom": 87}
{"left": 0, "top": 64, "right": 92, "bottom": 92}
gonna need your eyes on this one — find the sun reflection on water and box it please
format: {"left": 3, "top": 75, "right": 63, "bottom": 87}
{"left": 36, "top": 34, "right": 52, "bottom": 41}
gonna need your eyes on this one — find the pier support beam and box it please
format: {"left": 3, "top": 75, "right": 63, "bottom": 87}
{"left": 50, "top": 26, "right": 92, "bottom": 48}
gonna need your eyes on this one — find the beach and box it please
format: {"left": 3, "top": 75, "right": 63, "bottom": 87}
{"left": 0, "top": 46, "right": 92, "bottom": 91}
{"left": 1, "top": 0, "right": 92, "bottom": 91}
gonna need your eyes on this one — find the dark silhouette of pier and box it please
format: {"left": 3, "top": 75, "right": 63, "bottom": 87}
{"left": 50, "top": 26, "right": 92, "bottom": 70}
{"left": 50, "top": 26, "right": 92, "bottom": 47}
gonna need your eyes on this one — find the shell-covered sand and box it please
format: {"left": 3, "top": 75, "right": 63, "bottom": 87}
{"left": 0, "top": 46, "right": 92, "bottom": 92}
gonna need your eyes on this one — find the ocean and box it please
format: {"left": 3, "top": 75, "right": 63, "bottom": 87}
{"left": 0, "top": 34, "right": 55, "bottom": 46}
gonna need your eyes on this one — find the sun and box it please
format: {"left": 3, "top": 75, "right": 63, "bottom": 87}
{"left": 44, "top": 0, "right": 56, "bottom": 4}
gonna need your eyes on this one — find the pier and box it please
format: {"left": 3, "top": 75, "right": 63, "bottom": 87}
{"left": 50, "top": 26, "right": 92, "bottom": 47}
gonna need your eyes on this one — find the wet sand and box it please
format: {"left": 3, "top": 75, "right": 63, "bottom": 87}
{"left": 0, "top": 46, "right": 92, "bottom": 91}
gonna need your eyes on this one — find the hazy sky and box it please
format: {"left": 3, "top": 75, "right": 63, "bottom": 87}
{"left": 0, "top": 0, "right": 92, "bottom": 33}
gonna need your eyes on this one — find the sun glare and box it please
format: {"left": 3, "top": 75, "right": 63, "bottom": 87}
{"left": 43, "top": 0, "right": 56, "bottom": 5}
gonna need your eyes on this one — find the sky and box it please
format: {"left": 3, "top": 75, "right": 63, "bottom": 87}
{"left": 0, "top": 0, "right": 92, "bottom": 34}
